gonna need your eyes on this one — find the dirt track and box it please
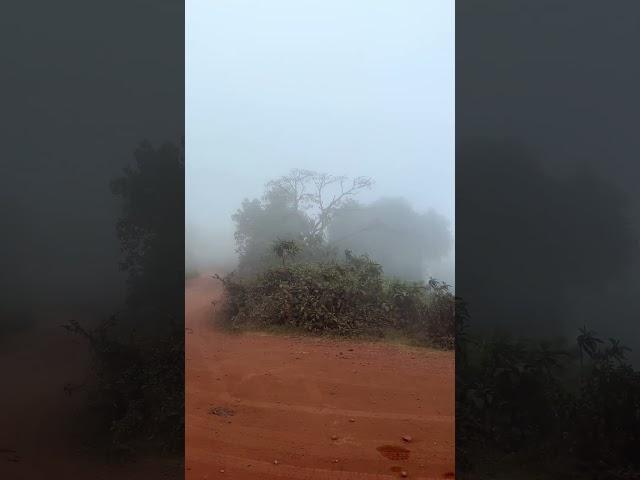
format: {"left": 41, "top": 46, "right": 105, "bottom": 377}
{"left": 186, "top": 275, "right": 454, "bottom": 479}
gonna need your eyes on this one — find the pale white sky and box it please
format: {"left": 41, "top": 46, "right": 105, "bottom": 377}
{"left": 186, "top": 0, "right": 454, "bottom": 279}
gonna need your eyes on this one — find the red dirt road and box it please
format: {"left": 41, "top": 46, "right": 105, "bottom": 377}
{"left": 186, "top": 275, "right": 455, "bottom": 480}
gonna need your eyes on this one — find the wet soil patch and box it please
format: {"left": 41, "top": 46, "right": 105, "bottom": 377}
{"left": 377, "top": 445, "right": 410, "bottom": 461}
{"left": 208, "top": 406, "right": 235, "bottom": 417}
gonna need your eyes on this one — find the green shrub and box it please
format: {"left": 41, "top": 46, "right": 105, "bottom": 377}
{"left": 384, "top": 277, "right": 455, "bottom": 348}
{"left": 217, "top": 252, "right": 454, "bottom": 348}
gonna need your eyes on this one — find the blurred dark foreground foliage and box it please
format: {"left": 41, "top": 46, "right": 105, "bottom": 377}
{"left": 216, "top": 248, "right": 454, "bottom": 349}
{"left": 456, "top": 300, "right": 640, "bottom": 479}
{"left": 62, "top": 316, "right": 183, "bottom": 456}
{"left": 62, "top": 140, "right": 184, "bottom": 457}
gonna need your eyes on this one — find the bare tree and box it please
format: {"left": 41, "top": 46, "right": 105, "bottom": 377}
{"left": 265, "top": 169, "right": 316, "bottom": 210}
{"left": 309, "top": 173, "right": 373, "bottom": 237}
{"left": 265, "top": 169, "right": 373, "bottom": 240}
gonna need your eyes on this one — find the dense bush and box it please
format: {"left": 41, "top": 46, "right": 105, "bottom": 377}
{"left": 386, "top": 277, "right": 455, "bottom": 348}
{"left": 217, "top": 251, "right": 454, "bottom": 348}
{"left": 456, "top": 311, "right": 640, "bottom": 478}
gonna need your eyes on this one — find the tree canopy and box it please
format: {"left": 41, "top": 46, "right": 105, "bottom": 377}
{"left": 328, "top": 197, "right": 452, "bottom": 281}
{"left": 232, "top": 169, "right": 452, "bottom": 281}
{"left": 232, "top": 169, "right": 372, "bottom": 274}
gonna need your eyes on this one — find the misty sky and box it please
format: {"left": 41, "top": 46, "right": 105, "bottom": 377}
{"left": 186, "top": 0, "right": 454, "bottom": 274}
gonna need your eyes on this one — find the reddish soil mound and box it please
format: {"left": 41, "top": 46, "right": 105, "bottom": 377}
{"left": 186, "top": 275, "right": 454, "bottom": 479}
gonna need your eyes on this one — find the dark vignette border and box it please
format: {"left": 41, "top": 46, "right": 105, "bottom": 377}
{"left": 456, "top": 1, "right": 640, "bottom": 479}
{"left": 1, "top": 1, "right": 184, "bottom": 478}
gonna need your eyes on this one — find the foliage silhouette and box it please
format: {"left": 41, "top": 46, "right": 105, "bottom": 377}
{"left": 457, "top": 307, "right": 640, "bottom": 479}
{"left": 63, "top": 140, "right": 184, "bottom": 455}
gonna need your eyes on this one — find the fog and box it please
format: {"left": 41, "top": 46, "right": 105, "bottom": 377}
{"left": 186, "top": 0, "right": 454, "bottom": 284}
{"left": 457, "top": 0, "right": 640, "bottom": 361}
{"left": 328, "top": 197, "right": 453, "bottom": 282}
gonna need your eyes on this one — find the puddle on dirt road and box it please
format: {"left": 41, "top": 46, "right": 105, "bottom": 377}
{"left": 208, "top": 406, "right": 235, "bottom": 417}
{"left": 377, "top": 445, "right": 410, "bottom": 461}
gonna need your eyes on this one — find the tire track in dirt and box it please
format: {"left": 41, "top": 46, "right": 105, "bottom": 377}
{"left": 186, "top": 274, "right": 454, "bottom": 480}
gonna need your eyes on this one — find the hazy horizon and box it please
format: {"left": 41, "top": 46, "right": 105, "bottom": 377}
{"left": 186, "top": 0, "right": 454, "bottom": 283}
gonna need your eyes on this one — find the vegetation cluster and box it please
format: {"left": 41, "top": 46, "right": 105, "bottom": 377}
{"left": 218, "top": 249, "right": 454, "bottom": 348}
{"left": 218, "top": 169, "right": 454, "bottom": 349}
{"left": 456, "top": 301, "right": 640, "bottom": 479}
{"left": 63, "top": 140, "right": 184, "bottom": 456}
